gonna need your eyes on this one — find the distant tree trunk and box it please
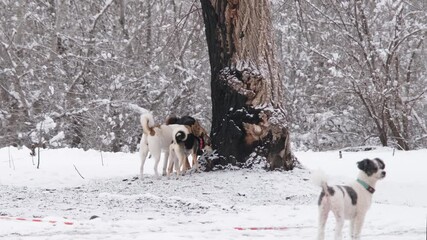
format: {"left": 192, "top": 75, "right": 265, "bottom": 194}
{"left": 49, "top": 0, "right": 65, "bottom": 57}
{"left": 145, "top": 0, "right": 153, "bottom": 63}
{"left": 117, "top": 0, "right": 132, "bottom": 57}
{"left": 200, "top": 0, "right": 297, "bottom": 170}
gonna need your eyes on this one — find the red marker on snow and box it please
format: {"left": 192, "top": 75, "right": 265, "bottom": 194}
{"left": 234, "top": 226, "right": 312, "bottom": 231}
{"left": 0, "top": 216, "right": 74, "bottom": 225}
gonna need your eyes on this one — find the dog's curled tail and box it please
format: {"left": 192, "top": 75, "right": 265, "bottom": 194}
{"left": 173, "top": 126, "right": 189, "bottom": 144}
{"left": 311, "top": 169, "right": 329, "bottom": 194}
{"left": 141, "top": 113, "right": 155, "bottom": 135}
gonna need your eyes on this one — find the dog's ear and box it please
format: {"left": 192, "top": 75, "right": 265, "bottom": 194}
{"left": 357, "top": 159, "right": 370, "bottom": 171}
{"left": 374, "top": 158, "right": 386, "bottom": 169}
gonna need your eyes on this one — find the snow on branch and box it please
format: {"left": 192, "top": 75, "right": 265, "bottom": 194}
{"left": 125, "top": 103, "right": 149, "bottom": 115}
{"left": 91, "top": 0, "right": 114, "bottom": 34}
{"left": 90, "top": 99, "right": 149, "bottom": 115}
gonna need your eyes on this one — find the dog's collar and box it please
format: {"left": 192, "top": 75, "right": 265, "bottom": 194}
{"left": 199, "top": 136, "right": 205, "bottom": 149}
{"left": 357, "top": 179, "right": 375, "bottom": 194}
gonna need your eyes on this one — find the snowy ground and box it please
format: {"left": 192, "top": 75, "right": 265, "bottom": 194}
{"left": 0, "top": 146, "right": 426, "bottom": 239}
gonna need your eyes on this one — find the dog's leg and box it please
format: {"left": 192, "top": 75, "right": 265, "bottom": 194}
{"left": 181, "top": 149, "right": 191, "bottom": 172}
{"left": 182, "top": 157, "right": 191, "bottom": 172}
{"left": 175, "top": 148, "right": 187, "bottom": 176}
{"left": 317, "top": 205, "right": 329, "bottom": 240}
{"left": 174, "top": 155, "right": 181, "bottom": 177}
{"left": 350, "top": 219, "right": 355, "bottom": 240}
{"left": 167, "top": 146, "right": 175, "bottom": 177}
{"left": 150, "top": 147, "right": 161, "bottom": 178}
{"left": 169, "top": 143, "right": 181, "bottom": 177}
{"left": 191, "top": 152, "right": 199, "bottom": 172}
{"left": 333, "top": 211, "right": 344, "bottom": 240}
{"left": 167, "top": 158, "right": 174, "bottom": 177}
{"left": 352, "top": 213, "right": 366, "bottom": 240}
{"left": 139, "top": 136, "right": 149, "bottom": 180}
{"left": 162, "top": 151, "right": 169, "bottom": 176}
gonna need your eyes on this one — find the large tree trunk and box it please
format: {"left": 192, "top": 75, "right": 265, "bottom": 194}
{"left": 200, "top": 0, "right": 297, "bottom": 170}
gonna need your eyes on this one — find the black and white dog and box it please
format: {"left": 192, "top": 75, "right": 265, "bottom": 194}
{"left": 315, "top": 158, "right": 386, "bottom": 240}
{"left": 166, "top": 115, "right": 212, "bottom": 175}
{"left": 139, "top": 113, "right": 190, "bottom": 178}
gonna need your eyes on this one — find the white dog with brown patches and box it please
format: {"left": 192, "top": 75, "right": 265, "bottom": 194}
{"left": 315, "top": 158, "right": 386, "bottom": 240}
{"left": 139, "top": 113, "right": 189, "bottom": 179}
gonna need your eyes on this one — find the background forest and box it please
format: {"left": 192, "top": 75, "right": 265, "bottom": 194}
{"left": 1, "top": 0, "right": 426, "bottom": 152}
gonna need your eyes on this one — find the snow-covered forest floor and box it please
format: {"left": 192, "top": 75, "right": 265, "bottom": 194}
{"left": 0, "top": 147, "right": 426, "bottom": 239}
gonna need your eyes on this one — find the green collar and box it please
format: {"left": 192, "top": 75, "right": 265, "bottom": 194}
{"left": 357, "top": 179, "right": 375, "bottom": 194}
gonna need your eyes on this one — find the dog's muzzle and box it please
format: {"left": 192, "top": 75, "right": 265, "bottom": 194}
{"left": 381, "top": 171, "right": 386, "bottom": 178}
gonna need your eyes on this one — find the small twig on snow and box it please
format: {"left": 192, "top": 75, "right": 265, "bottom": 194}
{"left": 73, "top": 164, "right": 85, "bottom": 179}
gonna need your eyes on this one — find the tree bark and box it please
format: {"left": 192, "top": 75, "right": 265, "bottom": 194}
{"left": 200, "top": 0, "right": 297, "bottom": 170}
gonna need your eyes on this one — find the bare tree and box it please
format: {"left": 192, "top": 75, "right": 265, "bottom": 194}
{"left": 277, "top": 0, "right": 427, "bottom": 150}
{"left": 200, "top": 0, "right": 297, "bottom": 170}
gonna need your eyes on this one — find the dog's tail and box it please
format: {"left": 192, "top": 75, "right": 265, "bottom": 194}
{"left": 173, "top": 126, "right": 190, "bottom": 144}
{"left": 311, "top": 169, "right": 329, "bottom": 194}
{"left": 140, "top": 113, "right": 155, "bottom": 135}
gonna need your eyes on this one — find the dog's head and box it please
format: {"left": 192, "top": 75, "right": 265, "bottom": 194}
{"left": 357, "top": 158, "right": 386, "bottom": 180}
{"left": 184, "top": 119, "right": 212, "bottom": 152}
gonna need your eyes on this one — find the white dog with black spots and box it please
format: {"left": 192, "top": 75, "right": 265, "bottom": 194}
{"left": 314, "top": 158, "right": 386, "bottom": 240}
